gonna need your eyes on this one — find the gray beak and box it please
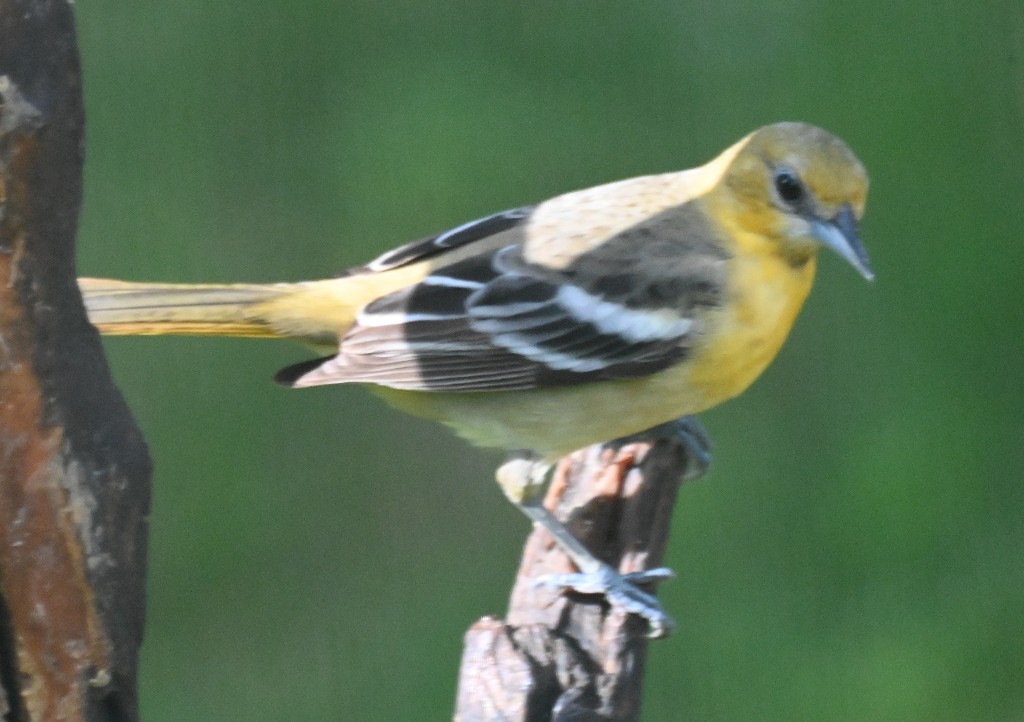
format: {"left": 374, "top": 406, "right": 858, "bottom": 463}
{"left": 811, "top": 205, "right": 874, "bottom": 281}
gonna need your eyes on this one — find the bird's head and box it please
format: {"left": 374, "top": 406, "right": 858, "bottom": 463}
{"left": 714, "top": 122, "right": 873, "bottom": 280}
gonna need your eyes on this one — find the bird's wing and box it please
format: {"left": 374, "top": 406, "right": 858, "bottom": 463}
{"left": 279, "top": 208, "right": 728, "bottom": 391}
{"left": 349, "top": 207, "right": 533, "bottom": 274}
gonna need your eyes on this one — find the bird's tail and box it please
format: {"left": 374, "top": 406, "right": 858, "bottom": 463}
{"left": 78, "top": 277, "right": 360, "bottom": 348}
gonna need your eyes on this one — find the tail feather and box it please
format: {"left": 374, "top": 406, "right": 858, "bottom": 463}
{"left": 78, "top": 278, "right": 358, "bottom": 348}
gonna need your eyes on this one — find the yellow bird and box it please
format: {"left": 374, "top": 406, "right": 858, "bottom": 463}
{"left": 80, "top": 122, "right": 872, "bottom": 636}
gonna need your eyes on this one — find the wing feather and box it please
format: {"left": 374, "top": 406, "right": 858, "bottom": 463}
{"left": 286, "top": 249, "right": 704, "bottom": 391}
{"left": 279, "top": 202, "right": 728, "bottom": 391}
{"left": 355, "top": 208, "right": 532, "bottom": 273}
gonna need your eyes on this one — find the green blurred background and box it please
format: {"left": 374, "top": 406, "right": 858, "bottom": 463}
{"left": 74, "top": 2, "right": 1023, "bottom": 720}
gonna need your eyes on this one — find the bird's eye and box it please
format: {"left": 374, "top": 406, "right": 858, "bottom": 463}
{"left": 773, "top": 169, "right": 805, "bottom": 205}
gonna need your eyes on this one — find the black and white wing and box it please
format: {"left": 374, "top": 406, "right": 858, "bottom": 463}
{"left": 348, "top": 207, "right": 533, "bottom": 274}
{"left": 278, "top": 239, "right": 721, "bottom": 392}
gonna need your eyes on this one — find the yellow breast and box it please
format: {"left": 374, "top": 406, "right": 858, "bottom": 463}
{"left": 683, "top": 235, "right": 816, "bottom": 409}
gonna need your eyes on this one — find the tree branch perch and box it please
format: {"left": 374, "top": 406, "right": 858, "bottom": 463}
{"left": 456, "top": 430, "right": 705, "bottom": 722}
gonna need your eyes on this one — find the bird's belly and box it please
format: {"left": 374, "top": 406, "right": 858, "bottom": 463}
{"left": 375, "top": 373, "right": 711, "bottom": 460}
{"left": 374, "top": 334, "right": 773, "bottom": 459}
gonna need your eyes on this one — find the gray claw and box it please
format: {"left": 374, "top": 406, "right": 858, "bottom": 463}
{"left": 534, "top": 563, "right": 677, "bottom": 638}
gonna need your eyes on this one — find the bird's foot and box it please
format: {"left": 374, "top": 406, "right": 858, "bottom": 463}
{"left": 497, "top": 455, "right": 681, "bottom": 638}
{"left": 605, "top": 414, "right": 712, "bottom": 481}
{"left": 535, "top": 564, "right": 677, "bottom": 638}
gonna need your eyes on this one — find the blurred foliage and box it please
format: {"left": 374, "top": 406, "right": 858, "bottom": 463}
{"left": 74, "top": 2, "right": 1023, "bottom": 719}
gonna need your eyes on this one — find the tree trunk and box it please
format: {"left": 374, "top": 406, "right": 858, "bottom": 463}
{"left": 0, "top": 2, "right": 152, "bottom": 719}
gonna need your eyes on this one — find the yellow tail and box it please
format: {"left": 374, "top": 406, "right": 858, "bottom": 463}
{"left": 78, "top": 277, "right": 360, "bottom": 350}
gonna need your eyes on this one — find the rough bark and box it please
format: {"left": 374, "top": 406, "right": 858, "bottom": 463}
{"left": 0, "top": 2, "right": 152, "bottom": 720}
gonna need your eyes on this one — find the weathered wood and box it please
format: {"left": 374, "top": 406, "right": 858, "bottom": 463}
{"left": 0, "top": 2, "right": 152, "bottom": 720}
{"left": 456, "top": 431, "right": 705, "bottom": 722}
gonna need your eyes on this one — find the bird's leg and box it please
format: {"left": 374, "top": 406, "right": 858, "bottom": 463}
{"left": 496, "top": 456, "right": 676, "bottom": 638}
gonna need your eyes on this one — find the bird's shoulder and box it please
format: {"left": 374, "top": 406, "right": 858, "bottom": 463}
{"left": 521, "top": 167, "right": 733, "bottom": 268}
{"left": 344, "top": 150, "right": 740, "bottom": 280}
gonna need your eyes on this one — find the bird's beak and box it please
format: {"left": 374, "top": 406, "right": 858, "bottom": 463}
{"left": 811, "top": 205, "right": 874, "bottom": 281}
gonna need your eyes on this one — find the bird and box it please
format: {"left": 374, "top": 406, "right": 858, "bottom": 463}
{"left": 80, "top": 121, "right": 872, "bottom": 637}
